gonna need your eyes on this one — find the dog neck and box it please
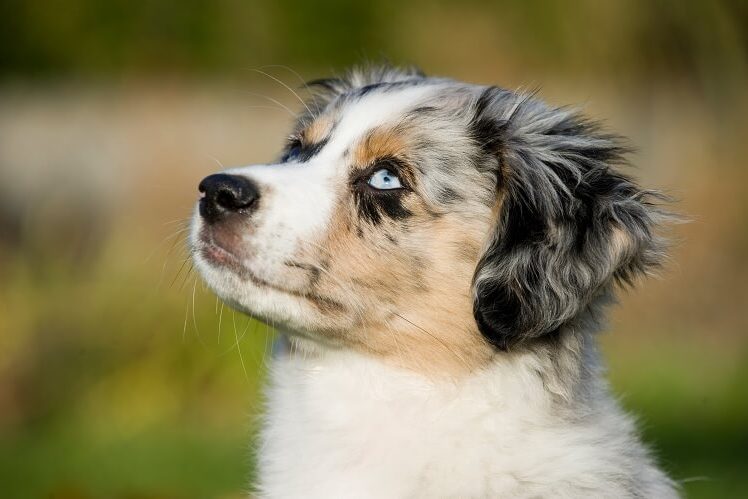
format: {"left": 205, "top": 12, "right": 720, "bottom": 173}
{"left": 256, "top": 325, "right": 638, "bottom": 498}
{"left": 271, "top": 321, "right": 603, "bottom": 406}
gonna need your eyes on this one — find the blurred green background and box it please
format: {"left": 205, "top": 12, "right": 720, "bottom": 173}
{"left": 1, "top": 1, "right": 746, "bottom": 497}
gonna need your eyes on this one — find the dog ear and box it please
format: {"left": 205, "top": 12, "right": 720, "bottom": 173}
{"left": 471, "top": 87, "right": 669, "bottom": 350}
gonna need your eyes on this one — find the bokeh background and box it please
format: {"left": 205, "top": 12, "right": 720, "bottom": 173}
{"left": 1, "top": 1, "right": 746, "bottom": 497}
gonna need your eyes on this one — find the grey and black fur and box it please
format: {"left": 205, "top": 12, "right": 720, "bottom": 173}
{"left": 305, "top": 69, "right": 671, "bottom": 351}
{"left": 469, "top": 86, "right": 670, "bottom": 350}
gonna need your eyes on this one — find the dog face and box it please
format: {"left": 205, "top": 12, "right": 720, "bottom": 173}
{"left": 191, "top": 67, "right": 666, "bottom": 374}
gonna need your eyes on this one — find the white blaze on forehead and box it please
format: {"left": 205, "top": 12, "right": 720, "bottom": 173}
{"left": 317, "top": 84, "right": 439, "bottom": 161}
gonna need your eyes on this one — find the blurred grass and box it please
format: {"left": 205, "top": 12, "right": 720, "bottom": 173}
{"left": 605, "top": 341, "right": 748, "bottom": 498}
{"left": 0, "top": 427, "right": 250, "bottom": 498}
{"left": 0, "top": 232, "right": 270, "bottom": 498}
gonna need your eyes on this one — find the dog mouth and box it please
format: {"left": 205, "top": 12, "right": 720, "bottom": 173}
{"left": 196, "top": 231, "right": 346, "bottom": 314}
{"left": 197, "top": 229, "right": 248, "bottom": 275}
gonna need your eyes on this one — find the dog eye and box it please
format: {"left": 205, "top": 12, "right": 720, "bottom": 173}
{"left": 282, "top": 141, "right": 302, "bottom": 163}
{"left": 367, "top": 169, "right": 402, "bottom": 190}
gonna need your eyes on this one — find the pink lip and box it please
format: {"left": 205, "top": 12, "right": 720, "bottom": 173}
{"left": 199, "top": 238, "right": 276, "bottom": 290}
{"left": 202, "top": 240, "right": 237, "bottom": 265}
{"left": 198, "top": 235, "right": 247, "bottom": 275}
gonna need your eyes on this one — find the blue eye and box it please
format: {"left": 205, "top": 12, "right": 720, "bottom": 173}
{"left": 368, "top": 169, "right": 403, "bottom": 190}
{"left": 282, "top": 142, "right": 302, "bottom": 162}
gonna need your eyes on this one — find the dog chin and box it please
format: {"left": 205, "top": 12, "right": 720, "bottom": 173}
{"left": 192, "top": 246, "right": 329, "bottom": 337}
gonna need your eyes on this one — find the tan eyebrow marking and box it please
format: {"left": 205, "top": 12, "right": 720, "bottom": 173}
{"left": 300, "top": 116, "right": 333, "bottom": 145}
{"left": 352, "top": 127, "right": 409, "bottom": 167}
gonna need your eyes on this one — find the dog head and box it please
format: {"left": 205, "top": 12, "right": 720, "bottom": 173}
{"left": 191, "top": 67, "right": 667, "bottom": 373}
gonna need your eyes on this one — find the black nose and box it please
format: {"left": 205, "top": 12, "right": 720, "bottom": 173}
{"left": 198, "top": 174, "right": 260, "bottom": 224}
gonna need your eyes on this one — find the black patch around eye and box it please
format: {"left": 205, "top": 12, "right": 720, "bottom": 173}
{"left": 355, "top": 189, "right": 413, "bottom": 226}
{"left": 281, "top": 140, "right": 302, "bottom": 162}
{"left": 281, "top": 138, "right": 328, "bottom": 163}
{"left": 350, "top": 157, "right": 413, "bottom": 226}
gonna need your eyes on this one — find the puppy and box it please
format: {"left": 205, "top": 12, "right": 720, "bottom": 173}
{"left": 191, "top": 66, "right": 678, "bottom": 498}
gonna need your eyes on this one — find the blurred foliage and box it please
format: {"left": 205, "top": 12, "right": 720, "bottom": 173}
{"left": 0, "top": 0, "right": 747, "bottom": 497}
{"left": 0, "top": 231, "right": 267, "bottom": 498}
{"left": 1, "top": 0, "right": 746, "bottom": 93}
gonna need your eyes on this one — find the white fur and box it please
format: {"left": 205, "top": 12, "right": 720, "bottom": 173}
{"left": 258, "top": 343, "right": 676, "bottom": 498}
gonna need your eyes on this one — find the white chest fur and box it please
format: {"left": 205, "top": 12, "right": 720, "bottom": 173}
{"left": 256, "top": 345, "right": 676, "bottom": 499}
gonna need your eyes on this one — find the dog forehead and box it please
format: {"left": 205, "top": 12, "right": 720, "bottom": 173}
{"left": 318, "top": 84, "right": 439, "bottom": 160}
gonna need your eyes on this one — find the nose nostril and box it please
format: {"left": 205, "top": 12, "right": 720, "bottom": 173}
{"left": 216, "top": 189, "right": 240, "bottom": 210}
{"left": 198, "top": 173, "right": 260, "bottom": 223}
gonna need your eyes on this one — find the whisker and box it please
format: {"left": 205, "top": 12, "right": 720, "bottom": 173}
{"left": 217, "top": 301, "right": 225, "bottom": 344}
{"left": 243, "top": 91, "right": 298, "bottom": 119}
{"left": 205, "top": 154, "right": 226, "bottom": 170}
{"left": 232, "top": 310, "right": 251, "bottom": 383}
{"left": 243, "top": 105, "right": 302, "bottom": 115}
{"left": 177, "top": 262, "right": 196, "bottom": 292}
{"left": 392, "top": 311, "right": 470, "bottom": 372}
{"left": 160, "top": 231, "right": 191, "bottom": 273}
{"left": 170, "top": 256, "right": 191, "bottom": 289}
{"left": 157, "top": 234, "right": 189, "bottom": 289}
{"left": 182, "top": 298, "right": 189, "bottom": 343}
{"left": 146, "top": 226, "right": 190, "bottom": 264}
{"left": 247, "top": 68, "right": 312, "bottom": 116}
{"left": 191, "top": 279, "right": 208, "bottom": 348}
{"left": 249, "top": 318, "right": 265, "bottom": 370}
{"left": 262, "top": 319, "right": 272, "bottom": 367}
{"left": 223, "top": 311, "right": 253, "bottom": 355}
{"left": 163, "top": 218, "right": 191, "bottom": 226}
{"left": 259, "top": 64, "right": 311, "bottom": 93}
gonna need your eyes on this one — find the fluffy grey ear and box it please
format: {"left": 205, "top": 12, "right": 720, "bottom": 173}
{"left": 471, "top": 87, "right": 668, "bottom": 350}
